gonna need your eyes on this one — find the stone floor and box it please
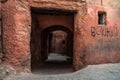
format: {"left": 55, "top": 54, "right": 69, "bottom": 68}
{"left": 2, "top": 54, "right": 120, "bottom": 80}
{"left": 3, "top": 63, "right": 120, "bottom": 80}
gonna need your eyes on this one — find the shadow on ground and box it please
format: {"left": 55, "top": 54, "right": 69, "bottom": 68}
{"left": 32, "top": 53, "right": 73, "bottom": 75}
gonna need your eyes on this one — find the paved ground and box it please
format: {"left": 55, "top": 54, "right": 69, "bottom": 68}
{"left": 32, "top": 53, "right": 73, "bottom": 75}
{"left": 2, "top": 54, "right": 120, "bottom": 80}
{"left": 3, "top": 63, "right": 120, "bottom": 80}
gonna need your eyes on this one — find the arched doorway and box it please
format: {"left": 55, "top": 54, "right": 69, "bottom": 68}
{"left": 41, "top": 25, "right": 73, "bottom": 63}
{"left": 31, "top": 25, "right": 73, "bottom": 74}
{"left": 30, "top": 8, "right": 75, "bottom": 74}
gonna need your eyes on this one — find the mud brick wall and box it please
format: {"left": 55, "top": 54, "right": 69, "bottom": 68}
{"left": 1, "top": 0, "right": 87, "bottom": 72}
{"left": 1, "top": 0, "right": 120, "bottom": 73}
{"left": 85, "top": 0, "right": 120, "bottom": 64}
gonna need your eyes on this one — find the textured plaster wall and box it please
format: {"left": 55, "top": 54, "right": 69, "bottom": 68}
{"left": 85, "top": 0, "right": 120, "bottom": 64}
{"left": 1, "top": 0, "right": 120, "bottom": 73}
{"left": 1, "top": 0, "right": 87, "bottom": 72}
{"left": 1, "top": 0, "right": 31, "bottom": 72}
{"left": 50, "top": 31, "right": 67, "bottom": 55}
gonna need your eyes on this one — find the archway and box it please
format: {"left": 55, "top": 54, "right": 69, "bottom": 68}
{"left": 41, "top": 25, "right": 73, "bottom": 63}
{"left": 31, "top": 25, "right": 73, "bottom": 74}
{"left": 30, "top": 8, "right": 75, "bottom": 74}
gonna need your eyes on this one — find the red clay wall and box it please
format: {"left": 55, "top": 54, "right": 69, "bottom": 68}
{"left": 51, "top": 31, "right": 67, "bottom": 55}
{"left": 0, "top": 0, "right": 86, "bottom": 72}
{"left": 50, "top": 31, "right": 67, "bottom": 55}
{"left": 5, "top": 0, "right": 119, "bottom": 72}
{"left": 1, "top": 0, "right": 31, "bottom": 72}
{"left": 84, "top": 0, "right": 120, "bottom": 64}
{"left": 1, "top": 0, "right": 120, "bottom": 73}
{"left": 35, "top": 14, "right": 74, "bottom": 31}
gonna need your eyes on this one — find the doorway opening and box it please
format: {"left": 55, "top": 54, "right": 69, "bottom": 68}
{"left": 40, "top": 26, "right": 73, "bottom": 74}
{"left": 30, "top": 8, "right": 75, "bottom": 75}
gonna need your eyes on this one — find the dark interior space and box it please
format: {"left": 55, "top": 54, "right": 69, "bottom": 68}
{"left": 41, "top": 25, "right": 73, "bottom": 63}
{"left": 30, "top": 8, "right": 74, "bottom": 75}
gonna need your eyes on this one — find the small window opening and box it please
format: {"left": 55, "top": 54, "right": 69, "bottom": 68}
{"left": 98, "top": 12, "right": 106, "bottom": 25}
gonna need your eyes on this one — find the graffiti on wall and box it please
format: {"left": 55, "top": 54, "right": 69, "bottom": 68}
{"left": 91, "top": 26, "right": 118, "bottom": 37}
